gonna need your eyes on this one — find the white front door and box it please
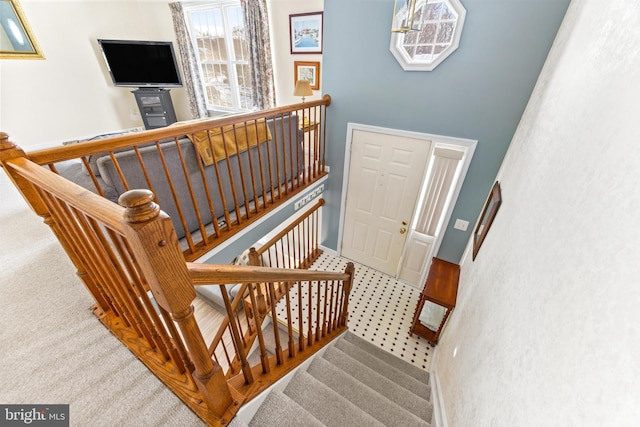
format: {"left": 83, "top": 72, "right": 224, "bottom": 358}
{"left": 341, "top": 128, "right": 430, "bottom": 276}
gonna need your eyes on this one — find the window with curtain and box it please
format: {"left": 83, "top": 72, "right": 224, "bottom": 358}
{"left": 184, "top": 1, "right": 254, "bottom": 112}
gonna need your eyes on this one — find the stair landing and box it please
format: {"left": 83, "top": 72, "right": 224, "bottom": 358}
{"left": 287, "top": 252, "right": 433, "bottom": 370}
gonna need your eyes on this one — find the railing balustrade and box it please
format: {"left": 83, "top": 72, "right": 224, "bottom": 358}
{"left": 23, "top": 96, "right": 330, "bottom": 261}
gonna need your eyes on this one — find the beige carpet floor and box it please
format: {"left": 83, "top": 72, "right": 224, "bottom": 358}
{"left": 0, "top": 172, "right": 205, "bottom": 426}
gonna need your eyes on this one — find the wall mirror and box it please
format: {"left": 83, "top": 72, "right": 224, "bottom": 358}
{"left": 472, "top": 181, "right": 502, "bottom": 260}
{"left": 0, "top": 0, "right": 44, "bottom": 59}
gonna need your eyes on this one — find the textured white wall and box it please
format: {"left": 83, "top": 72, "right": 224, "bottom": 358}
{"left": 434, "top": 1, "right": 640, "bottom": 425}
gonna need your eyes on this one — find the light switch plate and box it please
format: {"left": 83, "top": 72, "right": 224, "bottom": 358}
{"left": 454, "top": 219, "right": 469, "bottom": 231}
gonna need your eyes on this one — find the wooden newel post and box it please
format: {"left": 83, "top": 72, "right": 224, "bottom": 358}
{"left": 119, "top": 189, "right": 234, "bottom": 418}
{"left": 340, "top": 262, "right": 355, "bottom": 327}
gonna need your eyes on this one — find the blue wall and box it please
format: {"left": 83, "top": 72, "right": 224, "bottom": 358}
{"left": 321, "top": 0, "right": 569, "bottom": 263}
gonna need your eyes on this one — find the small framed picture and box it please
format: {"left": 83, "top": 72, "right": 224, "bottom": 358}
{"left": 294, "top": 61, "right": 320, "bottom": 90}
{"left": 289, "top": 12, "right": 323, "bottom": 54}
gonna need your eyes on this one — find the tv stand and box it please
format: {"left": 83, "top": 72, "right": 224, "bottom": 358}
{"left": 132, "top": 88, "right": 177, "bottom": 129}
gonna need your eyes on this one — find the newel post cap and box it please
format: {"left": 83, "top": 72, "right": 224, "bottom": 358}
{"left": 119, "top": 189, "right": 160, "bottom": 223}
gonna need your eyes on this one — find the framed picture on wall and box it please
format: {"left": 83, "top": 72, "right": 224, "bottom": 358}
{"left": 289, "top": 12, "right": 323, "bottom": 54}
{"left": 294, "top": 61, "right": 320, "bottom": 90}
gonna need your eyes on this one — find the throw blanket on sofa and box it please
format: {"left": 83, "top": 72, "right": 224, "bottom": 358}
{"left": 187, "top": 118, "right": 272, "bottom": 166}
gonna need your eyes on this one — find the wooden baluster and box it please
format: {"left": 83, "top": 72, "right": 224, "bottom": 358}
{"left": 119, "top": 189, "right": 234, "bottom": 417}
{"left": 296, "top": 223, "right": 302, "bottom": 269}
{"left": 268, "top": 282, "right": 284, "bottom": 365}
{"left": 326, "top": 280, "right": 335, "bottom": 334}
{"left": 307, "top": 281, "right": 313, "bottom": 347}
{"left": 297, "top": 281, "right": 305, "bottom": 352}
{"left": 322, "top": 282, "right": 329, "bottom": 338}
{"left": 173, "top": 135, "right": 209, "bottom": 244}
{"left": 247, "top": 282, "right": 270, "bottom": 374}
{"left": 154, "top": 142, "right": 196, "bottom": 251}
{"left": 191, "top": 143, "right": 220, "bottom": 240}
{"left": 340, "top": 263, "right": 355, "bottom": 327}
{"left": 220, "top": 284, "right": 254, "bottom": 385}
{"left": 284, "top": 282, "right": 296, "bottom": 358}
{"left": 248, "top": 248, "right": 268, "bottom": 316}
{"left": 262, "top": 118, "right": 276, "bottom": 205}
{"left": 273, "top": 113, "right": 283, "bottom": 199}
{"left": 315, "top": 280, "right": 322, "bottom": 341}
{"left": 0, "top": 134, "right": 111, "bottom": 312}
{"left": 205, "top": 131, "right": 232, "bottom": 231}
{"left": 255, "top": 118, "right": 269, "bottom": 210}
{"left": 245, "top": 120, "right": 260, "bottom": 214}
{"left": 45, "top": 194, "right": 130, "bottom": 325}
{"left": 111, "top": 233, "right": 188, "bottom": 373}
{"left": 220, "top": 128, "right": 242, "bottom": 225}
{"left": 231, "top": 124, "right": 250, "bottom": 219}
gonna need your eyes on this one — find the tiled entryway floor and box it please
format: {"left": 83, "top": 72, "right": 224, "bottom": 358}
{"left": 310, "top": 251, "right": 433, "bottom": 371}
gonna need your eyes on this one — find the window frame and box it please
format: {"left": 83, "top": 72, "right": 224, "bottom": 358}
{"left": 390, "top": 0, "right": 466, "bottom": 71}
{"left": 184, "top": 0, "right": 254, "bottom": 113}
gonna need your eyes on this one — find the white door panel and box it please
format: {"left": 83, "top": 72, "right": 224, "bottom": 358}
{"left": 342, "top": 129, "right": 430, "bottom": 276}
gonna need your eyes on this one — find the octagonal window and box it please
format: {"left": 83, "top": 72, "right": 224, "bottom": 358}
{"left": 390, "top": 0, "right": 466, "bottom": 71}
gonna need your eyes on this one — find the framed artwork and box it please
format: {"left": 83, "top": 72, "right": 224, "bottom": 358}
{"left": 289, "top": 12, "right": 323, "bottom": 54}
{"left": 294, "top": 61, "right": 320, "bottom": 90}
{"left": 0, "top": 0, "right": 44, "bottom": 59}
{"left": 472, "top": 181, "right": 502, "bottom": 261}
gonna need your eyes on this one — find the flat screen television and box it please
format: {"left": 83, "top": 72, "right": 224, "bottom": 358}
{"left": 98, "top": 39, "right": 183, "bottom": 88}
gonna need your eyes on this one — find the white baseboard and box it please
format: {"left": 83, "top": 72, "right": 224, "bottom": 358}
{"left": 319, "top": 244, "right": 338, "bottom": 257}
{"left": 430, "top": 368, "right": 448, "bottom": 427}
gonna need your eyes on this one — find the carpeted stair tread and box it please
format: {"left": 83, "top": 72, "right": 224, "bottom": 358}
{"left": 307, "top": 356, "right": 431, "bottom": 427}
{"left": 334, "top": 337, "right": 431, "bottom": 401}
{"left": 248, "top": 389, "right": 324, "bottom": 427}
{"left": 284, "top": 370, "right": 385, "bottom": 427}
{"left": 343, "top": 331, "right": 430, "bottom": 384}
{"left": 228, "top": 415, "right": 250, "bottom": 427}
{"left": 322, "top": 345, "right": 432, "bottom": 421}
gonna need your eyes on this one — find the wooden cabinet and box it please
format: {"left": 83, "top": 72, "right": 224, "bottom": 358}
{"left": 410, "top": 257, "right": 460, "bottom": 345}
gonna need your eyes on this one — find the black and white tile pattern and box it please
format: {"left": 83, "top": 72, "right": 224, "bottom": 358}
{"left": 309, "top": 252, "right": 432, "bottom": 371}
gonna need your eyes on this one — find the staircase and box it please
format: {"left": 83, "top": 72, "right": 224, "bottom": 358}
{"left": 231, "top": 331, "right": 433, "bottom": 427}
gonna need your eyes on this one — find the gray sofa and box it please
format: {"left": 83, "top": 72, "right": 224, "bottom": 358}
{"left": 57, "top": 115, "right": 303, "bottom": 312}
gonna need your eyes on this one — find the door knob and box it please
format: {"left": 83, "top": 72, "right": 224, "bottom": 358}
{"left": 400, "top": 227, "right": 407, "bottom": 234}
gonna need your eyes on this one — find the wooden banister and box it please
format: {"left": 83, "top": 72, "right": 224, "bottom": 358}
{"left": 187, "top": 263, "right": 350, "bottom": 284}
{"left": 1, "top": 96, "right": 352, "bottom": 426}
{"left": 25, "top": 95, "right": 331, "bottom": 165}
{"left": 14, "top": 97, "right": 330, "bottom": 262}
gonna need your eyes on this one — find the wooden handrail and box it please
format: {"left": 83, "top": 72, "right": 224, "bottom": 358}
{"left": 26, "top": 95, "right": 331, "bottom": 165}
{"left": 4, "top": 156, "right": 125, "bottom": 231}
{"left": 187, "top": 263, "right": 350, "bottom": 284}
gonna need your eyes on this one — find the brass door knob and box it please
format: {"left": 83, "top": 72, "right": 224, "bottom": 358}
{"left": 400, "top": 227, "right": 407, "bottom": 234}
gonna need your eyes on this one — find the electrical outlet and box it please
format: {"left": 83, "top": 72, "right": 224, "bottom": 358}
{"left": 454, "top": 219, "right": 469, "bottom": 231}
{"left": 294, "top": 184, "right": 325, "bottom": 211}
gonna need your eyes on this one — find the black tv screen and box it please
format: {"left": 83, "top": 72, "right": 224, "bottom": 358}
{"left": 98, "top": 39, "right": 183, "bottom": 88}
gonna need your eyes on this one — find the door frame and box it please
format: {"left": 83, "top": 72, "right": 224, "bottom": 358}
{"left": 338, "top": 122, "right": 477, "bottom": 284}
